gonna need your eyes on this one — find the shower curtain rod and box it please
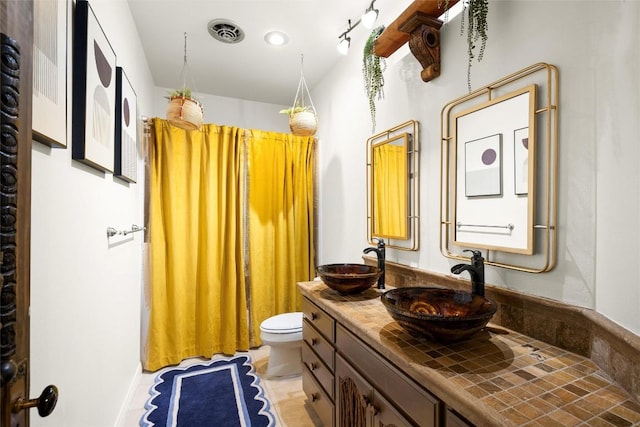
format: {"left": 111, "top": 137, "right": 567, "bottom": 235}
{"left": 142, "top": 116, "right": 153, "bottom": 134}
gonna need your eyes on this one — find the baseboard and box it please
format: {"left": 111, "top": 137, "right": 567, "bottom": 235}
{"left": 114, "top": 361, "right": 143, "bottom": 427}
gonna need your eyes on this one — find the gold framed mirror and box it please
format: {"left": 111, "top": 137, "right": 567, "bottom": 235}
{"left": 440, "top": 63, "right": 559, "bottom": 272}
{"left": 367, "top": 120, "right": 420, "bottom": 251}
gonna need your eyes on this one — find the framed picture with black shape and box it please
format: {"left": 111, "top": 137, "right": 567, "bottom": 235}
{"left": 32, "top": 0, "right": 69, "bottom": 148}
{"left": 114, "top": 67, "right": 137, "bottom": 183}
{"left": 72, "top": 0, "right": 116, "bottom": 172}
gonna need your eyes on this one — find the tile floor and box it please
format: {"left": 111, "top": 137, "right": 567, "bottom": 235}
{"left": 122, "top": 346, "right": 322, "bottom": 426}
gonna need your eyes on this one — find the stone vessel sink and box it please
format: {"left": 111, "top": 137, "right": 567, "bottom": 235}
{"left": 316, "top": 264, "right": 382, "bottom": 295}
{"left": 381, "top": 287, "right": 497, "bottom": 343}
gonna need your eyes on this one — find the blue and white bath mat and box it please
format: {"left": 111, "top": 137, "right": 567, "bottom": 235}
{"left": 141, "top": 354, "right": 275, "bottom": 427}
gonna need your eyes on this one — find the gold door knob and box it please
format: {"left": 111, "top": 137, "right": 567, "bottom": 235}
{"left": 13, "top": 384, "right": 58, "bottom": 417}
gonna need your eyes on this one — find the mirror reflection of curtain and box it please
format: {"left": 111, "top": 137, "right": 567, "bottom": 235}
{"left": 144, "top": 120, "right": 315, "bottom": 371}
{"left": 373, "top": 143, "right": 406, "bottom": 238}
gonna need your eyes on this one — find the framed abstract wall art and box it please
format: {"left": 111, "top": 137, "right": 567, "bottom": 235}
{"left": 114, "top": 67, "right": 137, "bottom": 183}
{"left": 32, "top": 0, "right": 69, "bottom": 148}
{"left": 72, "top": 0, "right": 116, "bottom": 172}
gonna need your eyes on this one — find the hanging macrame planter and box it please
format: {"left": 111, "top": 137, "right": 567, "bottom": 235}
{"left": 166, "top": 33, "right": 204, "bottom": 130}
{"left": 167, "top": 95, "right": 203, "bottom": 131}
{"left": 281, "top": 55, "right": 317, "bottom": 136}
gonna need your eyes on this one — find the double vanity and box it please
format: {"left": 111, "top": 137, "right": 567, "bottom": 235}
{"left": 298, "top": 280, "right": 640, "bottom": 426}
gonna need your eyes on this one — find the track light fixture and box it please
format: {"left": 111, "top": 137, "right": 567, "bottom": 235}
{"left": 336, "top": 1, "right": 382, "bottom": 56}
{"left": 361, "top": 0, "right": 379, "bottom": 29}
{"left": 336, "top": 19, "right": 354, "bottom": 55}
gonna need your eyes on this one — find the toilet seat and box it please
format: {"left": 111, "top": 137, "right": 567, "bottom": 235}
{"left": 260, "top": 312, "right": 302, "bottom": 334}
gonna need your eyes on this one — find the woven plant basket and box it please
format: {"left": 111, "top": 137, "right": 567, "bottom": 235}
{"left": 289, "top": 111, "right": 317, "bottom": 136}
{"left": 166, "top": 96, "right": 203, "bottom": 131}
{"left": 284, "top": 55, "right": 317, "bottom": 137}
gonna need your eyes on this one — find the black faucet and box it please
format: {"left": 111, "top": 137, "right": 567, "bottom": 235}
{"left": 451, "top": 250, "right": 485, "bottom": 296}
{"left": 363, "top": 238, "right": 385, "bottom": 289}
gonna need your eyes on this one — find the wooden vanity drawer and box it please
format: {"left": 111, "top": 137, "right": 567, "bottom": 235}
{"left": 303, "top": 319, "right": 335, "bottom": 371}
{"left": 303, "top": 365, "right": 335, "bottom": 427}
{"left": 302, "top": 341, "right": 334, "bottom": 400}
{"left": 303, "top": 297, "right": 335, "bottom": 342}
{"left": 336, "top": 323, "right": 441, "bottom": 426}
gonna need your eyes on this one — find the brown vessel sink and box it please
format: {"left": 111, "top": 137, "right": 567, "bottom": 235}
{"left": 316, "top": 263, "right": 382, "bottom": 295}
{"left": 381, "top": 287, "right": 497, "bottom": 343}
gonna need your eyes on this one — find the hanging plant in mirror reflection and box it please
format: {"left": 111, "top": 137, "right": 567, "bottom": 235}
{"left": 363, "top": 25, "right": 386, "bottom": 133}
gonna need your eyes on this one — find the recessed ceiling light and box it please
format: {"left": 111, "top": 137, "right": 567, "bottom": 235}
{"left": 264, "top": 31, "right": 289, "bottom": 46}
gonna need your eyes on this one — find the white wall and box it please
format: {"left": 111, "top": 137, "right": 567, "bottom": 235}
{"left": 313, "top": 1, "right": 640, "bottom": 334}
{"left": 30, "top": 1, "right": 155, "bottom": 426}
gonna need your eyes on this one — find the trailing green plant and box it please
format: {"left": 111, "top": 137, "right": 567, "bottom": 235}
{"left": 460, "top": 0, "right": 489, "bottom": 92}
{"left": 438, "top": 0, "right": 489, "bottom": 92}
{"left": 363, "top": 25, "right": 386, "bottom": 133}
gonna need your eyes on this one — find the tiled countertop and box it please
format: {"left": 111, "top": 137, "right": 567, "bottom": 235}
{"left": 298, "top": 281, "right": 640, "bottom": 426}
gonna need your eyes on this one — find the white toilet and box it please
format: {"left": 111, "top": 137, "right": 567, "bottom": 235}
{"left": 260, "top": 312, "right": 303, "bottom": 378}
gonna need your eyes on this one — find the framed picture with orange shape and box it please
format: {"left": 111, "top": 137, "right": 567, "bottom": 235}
{"left": 72, "top": 0, "right": 116, "bottom": 172}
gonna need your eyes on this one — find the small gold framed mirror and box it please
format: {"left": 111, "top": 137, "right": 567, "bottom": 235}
{"left": 367, "top": 120, "right": 420, "bottom": 251}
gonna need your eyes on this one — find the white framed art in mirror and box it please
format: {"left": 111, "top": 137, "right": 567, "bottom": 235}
{"left": 453, "top": 85, "right": 536, "bottom": 254}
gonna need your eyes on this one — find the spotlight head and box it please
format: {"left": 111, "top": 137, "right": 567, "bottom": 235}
{"left": 337, "top": 35, "right": 351, "bottom": 55}
{"left": 361, "top": 7, "right": 379, "bottom": 29}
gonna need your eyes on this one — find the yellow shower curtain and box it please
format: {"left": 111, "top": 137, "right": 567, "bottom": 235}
{"left": 144, "top": 121, "right": 316, "bottom": 371}
{"left": 144, "top": 120, "right": 248, "bottom": 371}
{"left": 246, "top": 130, "right": 316, "bottom": 346}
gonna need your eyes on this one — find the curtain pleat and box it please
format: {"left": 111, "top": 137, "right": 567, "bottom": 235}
{"left": 144, "top": 120, "right": 249, "bottom": 371}
{"left": 246, "top": 130, "right": 316, "bottom": 346}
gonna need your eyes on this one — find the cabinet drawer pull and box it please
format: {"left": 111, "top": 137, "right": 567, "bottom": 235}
{"left": 311, "top": 338, "right": 318, "bottom": 346}
{"left": 311, "top": 392, "right": 320, "bottom": 402}
{"left": 310, "top": 312, "right": 318, "bottom": 320}
{"left": 307, "top": 361, "right": 318, "bottom": 371}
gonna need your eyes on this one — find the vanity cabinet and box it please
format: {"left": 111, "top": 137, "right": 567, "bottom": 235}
{"left": 302, "top": 296, "right": 475, "bottom": 427}
{"left": 300, "top": 281, "right": 636, "bottom": 426}
{"left": 303, "top": 296, "right": 471, "bottom": 427}
{"left": 302, "top": 297, "right": 336, "bottom": 426}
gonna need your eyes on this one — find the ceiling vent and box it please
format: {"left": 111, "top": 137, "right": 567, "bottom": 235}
{"left": 208, "top": 19, "right": 245, "bottom": 44}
